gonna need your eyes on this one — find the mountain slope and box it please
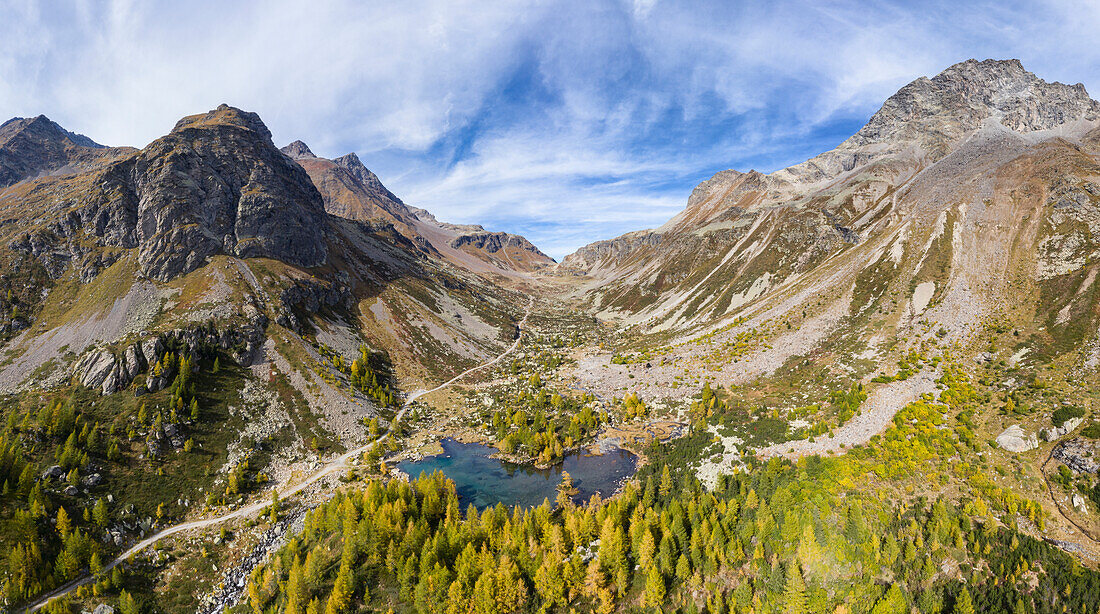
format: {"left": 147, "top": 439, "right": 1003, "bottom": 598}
{"left": 0, "top": 105, "right": 528, "bottom": 398}
{"left": 559, "top": 58, "right": 1100, "bottom": 400}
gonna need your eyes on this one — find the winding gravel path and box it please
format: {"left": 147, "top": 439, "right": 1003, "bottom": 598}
{"left": 22, "top": 301, "right": 532, "bottom": 613}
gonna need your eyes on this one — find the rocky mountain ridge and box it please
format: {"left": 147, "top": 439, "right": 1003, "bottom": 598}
{"left": 565, "top": 60, "right": 1100, "bottom": 276}
{"left": 282, "top": 141, "right": 554, "bottom": 274}
{"left": 2, "top": 104, "right": 329, "bottom": 282}
{"left": 0, "top": 114, "right": 128, "bottom": 189}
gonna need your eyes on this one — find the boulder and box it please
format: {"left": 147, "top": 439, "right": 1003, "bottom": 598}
{"left": 996, "top": 425, "right": 1038, "bottom": 453}
{"left": 41, "top": 465, "right": 64, "bottom": 480}
{"left": 100, "top": 364, "right": 122, "bottom": 395}
{"left": 93, "top": 604, "right": 115, "bottom": 614}
{"left": 1053, "top": 438, "right": 1100, "bottom": 473}
{"left": 63, "top": 485, "right": 79, "bottom": 496}
{"left": 1042, "top": 417, "right": 1084, "bottom": 442}
{"left": 1072, "top": 493, "right": 1088, "bottom": 514}
{"left": 122, "top": 343, "right": 147, "bottom": 382}
{"left": 82, "top": 473, "right": 102, "bottom": 487}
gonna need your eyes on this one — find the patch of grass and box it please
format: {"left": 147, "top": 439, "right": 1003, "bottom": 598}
{"left": 35, "top": 255, "right": 137, "bottom": 331}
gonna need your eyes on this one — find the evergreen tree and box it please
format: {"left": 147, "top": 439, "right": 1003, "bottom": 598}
{"left": 871, "top": 584, "right": 907, "bottom": 614}
{"left": 285, "top": 556, "right": 305, "bottom": 614}
{"left": 659, "top": 465, "right": 673, "bottom": 497}
{"left": 93, "top": 498, "right": 109, "bottom": 528}
{"left": 783, "top": 562, "right": 807, "bottom": 614}
{"left": 643, "top": 565, "right": 665, "bottom": 607}
{"left": 953, "top": 587, "right": 975, "bottom": 614}
{"left": 325, "top": 550, "right": 354, "bottom": 614}
{"left": 56, "top": 506, "right": 72, "bottom": 538}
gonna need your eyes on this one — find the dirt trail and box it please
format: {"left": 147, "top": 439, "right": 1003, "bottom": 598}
{"left": 23, "top": 300, "right": 533, "bottom": 614}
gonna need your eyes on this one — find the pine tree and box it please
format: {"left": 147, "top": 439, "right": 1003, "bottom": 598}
{"left": 659, "top": 465, "right": 673, "bottom": 497}
{"left": 56, "top": 506, "right": 72, "bottom": 538}
{"left": 953, "top": 587, "right": 975, "bottom": 614}
{"left": 643, "top": 565, "right": 665, "bottom": 607}
{"left": 783, "top": 562, "right": 807, "bottom": 614}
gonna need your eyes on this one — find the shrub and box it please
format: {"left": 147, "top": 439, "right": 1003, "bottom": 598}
{"left": 1051, "top": 405, "right": 1085, "bottom": 428}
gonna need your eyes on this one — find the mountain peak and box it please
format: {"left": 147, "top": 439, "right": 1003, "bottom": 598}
{"left": 171, "top": 104, "right": 272, "bottom": 140}
{"left": 0, "top": 114, "right": 109, "bottom": 187}
{"left": 333, "top": 152, "right": 390, "bottom": 192}
{"left": 282, "top": 140, "right": 316, "bottom": 159}
{"left": 849, "top": 58, "right": 1100, "bottom": 148}
{"left": 333, "top": 152, "right": 366, "bottom": 172}
{"left": 0, "top": 114, "right": 103, "bottom": 149}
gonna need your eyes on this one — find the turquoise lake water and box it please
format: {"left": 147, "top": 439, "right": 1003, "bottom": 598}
{"left": 398, "top": 438, "right": 638, "bottom": 509}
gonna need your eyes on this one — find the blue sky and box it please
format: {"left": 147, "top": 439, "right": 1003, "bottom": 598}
{"left": 3, "top": 0, "right": 1100, "bottom": 259}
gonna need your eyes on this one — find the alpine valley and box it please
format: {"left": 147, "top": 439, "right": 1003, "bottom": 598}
{"left": 3, "top": 59, "right": 1100, "bottom": 614}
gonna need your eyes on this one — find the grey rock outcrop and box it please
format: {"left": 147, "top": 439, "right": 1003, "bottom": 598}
{"left": 73, "top": 339, "right": 162, "bottom": 394}
{"left": 996, "top": 425, "right": 1038, "bottom": 453}
{"left": 276, "top": 276, "right": 352, "bottom": 332}
{"left": 133, "top": 105, "right": 328, "bottom": 280}
{"left": 72, "top": 349, "right": 120, "bottom": 393}
{"left": 141, "top": 338, "right": 165, "bottom": 369}
{"left": 1053, "top": 438, "right": 1100, "bottom": 474}
{"left": 1072, "top": 493, "right": 1088, "bottom": 513}
{"left": 1041, "top": 417, "right": 1084, "bottom": 442}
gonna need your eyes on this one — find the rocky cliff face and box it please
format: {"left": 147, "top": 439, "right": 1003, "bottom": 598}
{"left": 2, "top": 105, "right": 329, "bottom": 281}
{"left": 775, "top": 58, "right": 1100, "bottom": 185}
{"left": 852, "top": 58, "right": 1100, "bottom": 145}
{"left": 133, "top": 105, "right": 328, "bottom": 280}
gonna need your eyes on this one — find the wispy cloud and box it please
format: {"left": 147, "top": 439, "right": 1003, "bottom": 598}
{"left": 2, "top": 0, "right": 1099, "bottom": 258}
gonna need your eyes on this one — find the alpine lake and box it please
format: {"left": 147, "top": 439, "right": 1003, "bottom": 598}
{"left": 397, "top": 438, "right": 638, "bottom": 509}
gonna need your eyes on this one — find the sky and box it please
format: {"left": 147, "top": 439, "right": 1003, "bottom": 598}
{"left": 3, "top": 1, "right": 1100, "bottom": 259}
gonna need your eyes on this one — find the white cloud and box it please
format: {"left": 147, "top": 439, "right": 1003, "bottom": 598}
{"left": 3, "top": 0, "right": 1100, "bottom": 257}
